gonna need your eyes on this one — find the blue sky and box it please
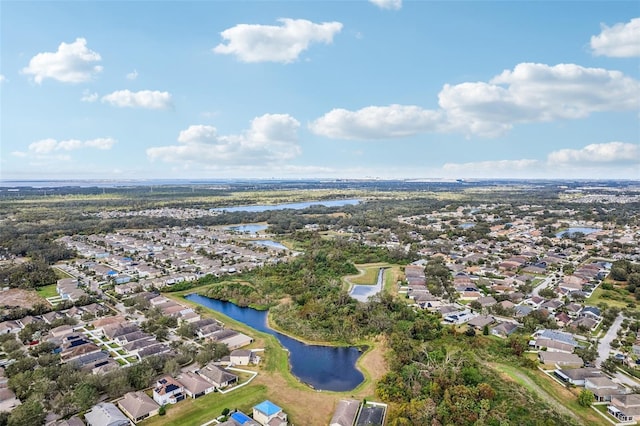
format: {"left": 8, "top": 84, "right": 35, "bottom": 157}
{"left": 1, "top": 0, "right": 639, "bottom": 180}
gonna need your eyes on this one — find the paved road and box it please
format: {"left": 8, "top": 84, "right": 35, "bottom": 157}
{"left": 596, "top": 313, "right": 624, "bottom": 367}
{"left": 531, "top": 274, "right": 556, "bottom": 298}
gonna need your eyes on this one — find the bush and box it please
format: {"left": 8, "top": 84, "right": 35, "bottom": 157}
{"left": 159, "top": 405, "right": 166, "bottom": 416}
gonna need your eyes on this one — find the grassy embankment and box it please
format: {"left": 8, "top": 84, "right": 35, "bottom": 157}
{"left": 160, "top": 290, "right": 387, "bottom": 426}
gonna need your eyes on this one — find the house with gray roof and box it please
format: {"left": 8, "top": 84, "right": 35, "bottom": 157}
{"left": 84, "top": 402, "right": 129, "bottom": 426}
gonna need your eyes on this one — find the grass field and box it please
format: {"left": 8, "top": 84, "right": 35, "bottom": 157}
{"left": 586, "top": 285, "right": 634, "bottom": 310}
{"left": 36, "top": 284, "right": 58, "bottom": 299}
{"left": 141, "top": 384, "right": 269, "bottom": 426}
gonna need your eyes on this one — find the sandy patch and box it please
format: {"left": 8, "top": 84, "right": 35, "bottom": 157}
{"left": 0, "top": 288, "right": 45, "bottom": 309}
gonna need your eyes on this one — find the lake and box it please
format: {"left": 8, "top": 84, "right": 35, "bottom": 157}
{"left": 225, "top": 224, "right": 268, "bottom": 234}
{"left": 555, "top": 227, "right": 600, "bottom": 238}
{"left": 252, "top": 240, "right": 288, "bottom": 250}
{"left": 212, "top": 199, "right": 361, "bottom": 213}
{"left": 184, "top": 293, "right": 365, "bottom": 391}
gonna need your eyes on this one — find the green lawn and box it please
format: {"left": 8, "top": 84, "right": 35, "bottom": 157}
{"left": 53, "top": 268, "right": 73, "bottom": 280}
{"left": 586, "top": 286, "right": 632, "bottom": 310}
{"left": 348, "top": 265, "right": 383, "bottom": 285}
{"left": 141, "top": 384, "right": 268, "bottom": 426}
{"left": 36, "top": 284, "right": 59, "bottom": 299}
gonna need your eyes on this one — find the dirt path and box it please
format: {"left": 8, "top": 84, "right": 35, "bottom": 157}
{"left": 488, "top": 363, "right": 580, "bottom": 422}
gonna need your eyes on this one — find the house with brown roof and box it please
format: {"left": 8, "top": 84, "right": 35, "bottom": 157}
{"left": 197, "top": 364, "right": 238, "bottom": 389}
{"left": 330, "top": 399, "right": 360, "bottom": 426}
{"left": 538, "top": 352, "right": 583, "bottom": 368}
{"left": 118, "top": 391, "right": 159, "bottom": 424}
{"left": 179, "top": 371, "right": 216, "bottom": 398}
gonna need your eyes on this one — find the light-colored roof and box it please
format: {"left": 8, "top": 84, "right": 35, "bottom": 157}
{"left": 179, "top": 371, "right": 214, "bottom": 395}
{"left": 118, "top": 391, "right": 158, "bottom": 420}
{"left": 330, "top": 399, "right": 360, "bottom": 426}
{"left": 84, "top": 402, "right": 129, "bottom": 426}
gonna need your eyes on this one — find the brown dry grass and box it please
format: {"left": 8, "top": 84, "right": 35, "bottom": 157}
{"left": 0, "top": 288, "right": 46, "bottom": 309}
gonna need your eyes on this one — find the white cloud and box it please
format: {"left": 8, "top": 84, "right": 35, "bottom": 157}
{"left": 547, "top": 142, "right": 639, "bottom": 165}
{"left": 310, "top": 104, "right": 443, "bottom": 139}
{"left": 441, "top": 63, "right": 639, "bottom": 136}
{"left": 81, "top": 90, "right": 98, "bottom": 102}
{"left": 369, "top": 0, "right": 402, "bottom": 10}
{"left": 311, "top": 62, "right": 640, "bottom": 139}
{"left": 590, "top": 18, "right": 640, "bottom": 58}
{"left": 213, "top": 18, "right": 343, "bottom": 63}
{"left": 101, "top": 90, "right": 172, "bottom": 109}
{"left": 439, "top": 142, "right": 640, "bottom": 179}
{"left": 147, "top": 113, "right": 301, "bottom": 166}
{"left": 21, "top": 38, "right": 102, "bottom": 84}
{"left": 0, "top": 74, "right": 6, "bottom": 83}
{"left": 23, "top": 137, "right": 116, "bottom": 155}
{"left": 126, "top": 69, "right": 139, "bottom": 80}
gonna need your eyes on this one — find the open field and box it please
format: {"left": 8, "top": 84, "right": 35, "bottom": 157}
{"left": 587, "top": 283, "right": 636, "bottom": 311}
{"left": 141, "top": 384, "right": 269, "bottom": 426}
{"left": 0, "top": 288, "right": 46, "bottom": 309}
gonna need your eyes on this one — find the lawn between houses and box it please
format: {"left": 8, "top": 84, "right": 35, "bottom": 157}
{"left": 163, "top": 292, "right": 388, "bottom": 425}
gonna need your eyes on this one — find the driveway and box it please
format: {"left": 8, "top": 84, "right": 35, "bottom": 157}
{"left": 595, "top": 313, "right": 624, "bottom": 367}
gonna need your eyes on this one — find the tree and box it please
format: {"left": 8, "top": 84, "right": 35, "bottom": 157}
{"left": 578, "top": 389, "right": 594, "bottom": 407}
{"left": 8, "top": 398, "right": 45, "bottom": 426}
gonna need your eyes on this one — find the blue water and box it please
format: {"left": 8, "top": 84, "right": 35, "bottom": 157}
{"left": 350, "top": 268, "right": 384, "bottom": 302}
{"left": 184, "top": 293, "right": 364, "bottom": 391}
{"left": 556, "top": 227, "right": 599, "bottom": 238}
{"left": 252, "top": 240, "right": 288, "bottom": 250}
{"left": 225, "top": 224, "right": 268, "bottom": 234}
{"left": 212, "top": 199, "right": 360, "bottom": 213}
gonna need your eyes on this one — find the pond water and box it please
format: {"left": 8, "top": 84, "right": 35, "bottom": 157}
{"left": 225, "top": 224, "right": 268, "bottom": 234}
{"left": 184, "top": 293, "right": 364, "bottom": 391}
{"left": 349, "top": 268, "right": 384, "bottom": 302}
{"left": 252, "top": 240, "right": 288, "bottom": 250}
{"left": 555, "top": 227, "right": 600, "bottom": 238}
{"left": 212, "top": 199, "right": 361, "bottom": 213}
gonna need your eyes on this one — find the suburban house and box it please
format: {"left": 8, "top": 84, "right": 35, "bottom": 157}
{"left": 467, "top": 315, "right": 495, "bottom": 330}
{"left": 585, "top": 376, "right": 627, "bottom": 402}
{"left": 178, "top": 371, "right": 216, "bottom": 398}
{"left": 554, "top": 368, "right": 602, "bottom": 386}
{"left": 608, "top": 394, "right": 640, "bottom": 422}
{"left": 355, "top": 402, "right": 387, "bottom": 426}
{"left": 330, "top": 399, "right": 361, "bottom": 426}
{"left": 230, "top": 349, "right": 253, "bottom": 366}
{"left": 84, "top": 402, "right": 130, "bottom": 426}
{"left": 538, "top": 352, "right": 583, "bottom": 368}
{"left": 490, "top": 322, "right": 518, "bottom": 338}
{"left": 197, "top": 364, "right": 238, "bottom": 389}
{"left": 253, "top": 400, "right": 288, "bottom": 426}
{"left": 153, "top": 376, "right": 185, "bottom": 405}
{"left": 0, "top": 321, "right": 20, "bottom": 335}
{"left": 118, "top": 391, "right": 160, "bottom": 424}
{"left": 530, "top": 329, "right": 580, "bottom": 353}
